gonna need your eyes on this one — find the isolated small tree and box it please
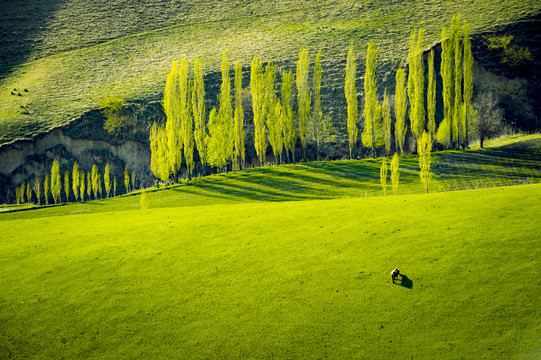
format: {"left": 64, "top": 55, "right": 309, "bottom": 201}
{"left": 473, "top": 92, "right": 503, "bottom": 148}
{"left": 51, "top": 160, "right": 61, "bottom": 204}
{"left": 140, "top": 189, "right": 148, "bottom": 210}
{"left": 44, "top": 174, "right": 49, "bottom": 205}
{"left": 100, "top": 96, "right": 126, "bottom": 134}
{"left": 104, "top": 163, "right": 111, "bottom": 198}
{"left": 72, "top": 162, "right": 79, "bottom": 202}
{"left": 124, "top": 165, "right": 130, "bottom": 193}
{"left": 79, "top": 171, "right": 85, "bottom": 201}
{"left": 345, "top": 41, "right": 358, "bottom": 159}
{"left": 418, "top": 131, "right": 432, "bottom": 193}
{"left": 64, "top": 170, "right": 70, "bottom": 202}
{"left": 33, "top": 172, "right": 41, "bottom": 205}
{"left": 391, "top": 152, "right": 400, "bottom": 195}
{"left": 394, "top": 68, "right": 407, "bottom": 154}
{"left": 380, "top": 157, "right": 388, "bottom": 195}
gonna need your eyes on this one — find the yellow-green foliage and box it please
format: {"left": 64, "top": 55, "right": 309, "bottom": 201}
{"left": 193, "top": 58, "right": 207, "bottom": 165}
{"left": 51, "top": 160, "right": 61, "bottom": 204}
{"left": 418, "top": 131, "right": 432, "bottom": 193}
{"left": 179, "top": 59, "right": 195, "bottom": 177}
{"left": 427, "top": 49, "right": 436, "bottom": 138}
{"left": 382, "top": 88, "right": 392, "bottom": 155}
{"left": 79, "top": 171, "right": 85, "bottom": 201}
{"left": 463, "top": 22, "right": 473, "bottom": 148}
{"left": 391, "top": 152, "right": 400, "bottom": 194}
{"left": 362, "top": 40, "right": 383, "bottom": 155}
{"left": 91, "top": 164, "right": 99, "bottom": 200}
{"left": 345, "top": 41, "right": 357, "bottom": 159}
{"left": 312, "top": 49, "right": 323, "bottom": 155}
{"left": 33, "top": 172, "right": 41, "bottom": 205}
{"left": 281, "top": 70, "right": 296, "bottom": 162}
{"left": 452, "top": 14, "right": 462, "bottom": 148}
{"left": 139, "top": 190, "right": 148, "bottom": 210}
{"left": 251, "top": 57, "right": 266, "bottom": 165}
{"left": 164, "top": 60, "right": 182, "bottom": 178}
{"left": 44, "top": 175, "right": 49, "bottom": 205}
{"left": 394, "top": 68, "right": 407, "bottom": 154}
{"left": 104, "top": 163, "right": 111, "bottom": 198}
{"left": 99, "top": 96, "right": 126, "bottom": 134}
{"left": 233, "top": 61, "right": 245, "bottom": 170}
{"left": 72, "top": 162, "right": 79, "bottom": 202}
{"left": 380, "top": 157, "right": 388, "bottom": 195}
{"left": 296, "top": 48, "right": 311, "bottom": 154}
{"left": 64, "top": 170, "right": 70, "bottom": 202}
{"left": 438, "top": 26, "right": 452, "bottom": 149}
{"left": 264, "top": 64, "right": 283, "bottom": 164}
{"left": 124, "top": 165, "right": 129, "bottom": 193}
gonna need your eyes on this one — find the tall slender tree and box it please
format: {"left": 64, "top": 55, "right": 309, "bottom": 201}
{"left": 104, "top": 163, "right": 111, "bottom": 198}
{"left": 418, "top": 131, "right": 432, "bottom": 193}
{"left": 427, "top": 49, "right": 436, "bottom": 138}
{"left": 72, "top": 162, "right": 79, "bottom": 202}
{"left": 391, "top": 152, "right": 400, "bottom": 195}
{"left": 296, "top": 48, "right": 311, "bottom": 158}
{"left": 462, "top": 21, "right": 473, "bottom": 149}
{"left": 362, "top": 40, "right": 382, "bottom": 157}
{"left": 380, "top": 157, "right": 388, "bottom": 195}
{"left": 264, "top": 64, "right": 283, "bottom": 164}
{"left": 64, "top": 170, "right": 70, "bottom": 202}
{"left": 206, "top": 107, "right": 228, "bottom": 170}
{"left": 164, "top": 60, "right": 182, "bottom": 180}
{"left": 91, "top": 164, "right": 99, "bottom": 199}
{"left": 124, "top": 165, "right": 129, "bottom": 193}
{"left": 26, "top": 183, "right": 32, "bottom": 204}
{"left": 179, "top": 59, "right": 195, "bottom": 178}
{"left": 394, "top": 68, "right": 407, "bottom": 154}
{"left": 233, "top": 61, "right": 245, "bottom": 170}
{"left": 79, "top": 171, "right": 85, "bottom": 201}
{"left": 407, "top": 29, "right": 417, "bottom": 133}
{"left": 86, "top": 171, "right": 92, "bottom": 200}
{"left": 345, "top": 41, "right": 358, "bottom": 159}
{"left": 193, "top": 58, "right": 207, "bottom": 166}
{"left": 44, "top": 174, "right": 49, "bottom": 205}
{"left": 251, "top": 57, "right": 267, "bottom": 166}
{"left": 382, "top": 88, "right": 392, "bottom": 155}
{"left": 33, "top": 172, "right": 41, "bottom": 205}
{"left": 51, "top": 160, "right": 61, "bottom": 204}
{"left": 437, "top": 26, "right": 452, "bottom": 148}
{"left": 312, "top": 49, "right": 323, "bottom": 159}
{"left": 411, "top": 29, "right": 425, "bottom": 143}
{"left": 452, "top": 14, "right": 462, "bottom": 149}
{"left": 113, "top": 176, "right": 117, "bottom": 197}
{"left": 281, "top": 70, "right": 296, "bottom": 163}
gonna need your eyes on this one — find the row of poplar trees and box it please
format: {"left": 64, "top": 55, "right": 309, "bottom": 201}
{"left": 346, "top": 14, "right": 473, "bottom": 160}
{"left": 151, "top": 14, "right": 473, "bottom": 182}
{"left": 15, "top": 160, "right": 135, "bottom": 205}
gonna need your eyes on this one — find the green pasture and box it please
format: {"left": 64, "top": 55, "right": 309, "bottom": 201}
{"left": 1, "top": 183, "right": 540, "bottom": 358}
{"left": 1, "top": 135, "right": 540, "bottom": 358}
{"left": 1, "top": 0, "right": 539, "bottom": 144}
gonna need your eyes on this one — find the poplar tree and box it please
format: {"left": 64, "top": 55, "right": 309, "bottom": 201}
{"left": 452, "top": 14, "right": 462, "bottom": 149}
{"left": 91, "top": 164, "right": 99, "bottom": 199}
{"left": 391, "top": 152, "right": 400, "bottom": 195}
{"left": 15, "top": 183, "right": 22, "bottom": 204}
{"left": 150, "top": 122, "right": 170, "bottom": 182}
{"left": 418, "top": 131, "right": 432, "bottom": 193}
{"left": 64, "top": 170, "right": 70, "bottom": 202}
{"left": 26, "top": 183, "right": 32, "bottom": 204}
{"left": 380, "top": 157, "right": 388, "bottom": 195}
{"left": 411, "top": 29, "right": 425, "bottom": 143}
{"left": 72, "top": 162, "right": 79, "bottom": 202}
{"left": 79, "top": 171, "right": 85, "bottom": 201}
{"left": 312, "top": 49, "right": 323, "bottom": 159}
{"left": 206, "top": 107, "right": 228, "bottom": 170}
{"left": 394, "top": 68, "right": 407, "bottom": 154}
{"left": 281, "top": 70, "right": 296, "bottom": 163}
{"left": 124, "top": 165, "right": 129, "bottom": 193}
{"left": 164, "top": 60, "right": 182, "bottom": 179}
{"left": 104, "top": 163, "right": 111, "bottom": 198}
{"left": 382, "top": 88, "right": 392, "bottom": 155}
{"left": 131, "top": 171, "right": 136, "bottom": 191}
{"left": 179, "top": 59, "right": 195, "bottom": 178}
{"left": 33, "top": 172, "right": 41, "bottom": 205}
{"left": 463, "top": 22, "right": 473, "bottom": 149}
{"left": 113, "top": 176, "right": 117, "bottom": 197}
{"left": 296, "top": 48, "right": 311, "bottom": 157}
{"left": 86, "top": 172, "right": 92, "bottom": 200}
{"left": 51, "top": 160, "right": 61, "bottom": 204}
{"left": 407, "top": 29, "right": 416, "bottom": 131}
{"left": 98, "top": 171, "right": 103, "bottom": 198}
{"left": 193, "top": 58, "right": 207, "bottom": 165}
{"left": 233, "top": 61, "right": 245, "bottom": 170}
{"left": 437, "top": 26, "right": 452, "bottom": 148}
{"left": 251, "top": 57, "right": 267, "bottom": 166}
{"left": 362, "top": 40, "right": 382, "bottom": 157}
{"left": 264, "top": 64, "right": 283, "bottom": 164}
{"left": 44, "top": 175, "right": 49, "bottom": 205}
{"left": 345, "top": 41, "right": 358, "bottom": 159}
{"left": 427, "top": 49, "right": 436, "bottom": 138}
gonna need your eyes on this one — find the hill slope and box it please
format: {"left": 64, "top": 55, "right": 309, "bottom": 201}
{"left": 1, "top": 183, "right": 540, "bottom": 358}
{"left": 0, "top": 0, "right": 539, "bottom": 145}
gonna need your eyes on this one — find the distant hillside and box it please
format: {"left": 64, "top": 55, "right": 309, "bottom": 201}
{"left": 0, "top": 0, "right": 539, "bottom": 146}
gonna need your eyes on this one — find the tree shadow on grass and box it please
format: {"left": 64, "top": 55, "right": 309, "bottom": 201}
{"left": 395, "top": 274, "right": 413, "bottom": 289}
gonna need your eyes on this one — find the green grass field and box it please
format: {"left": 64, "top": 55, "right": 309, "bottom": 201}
{"left": 1, "top": 0, "right": 539, "bottom": 145}
{"left": 1, "top": 137, "right": 540, "bottom": 358}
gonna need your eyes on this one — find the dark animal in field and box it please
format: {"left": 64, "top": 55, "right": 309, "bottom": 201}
{"left": 391, "top": 268, "right": 401, "bottom": 283}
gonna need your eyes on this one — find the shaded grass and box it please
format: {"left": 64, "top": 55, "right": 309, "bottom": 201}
{"left": 0, "top": 183, "right": 540, "bottom": 358}
{"left": 0, "top": 0, "right": 539, "bottom": 144}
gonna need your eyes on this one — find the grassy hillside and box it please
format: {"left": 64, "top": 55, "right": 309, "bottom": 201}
{"left": 1, "top": 182, "right": 540, "bottom": 358}
{"left": 1, "top": 0, "right": 539, "bottom": 145}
